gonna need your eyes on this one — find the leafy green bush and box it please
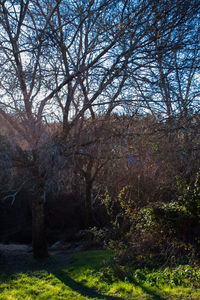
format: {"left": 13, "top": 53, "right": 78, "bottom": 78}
{"left": 135, "top": 265, "right": 200, "bottom": 288}
{"left": 177, "top": 171, "right": 200, "bottom": 217}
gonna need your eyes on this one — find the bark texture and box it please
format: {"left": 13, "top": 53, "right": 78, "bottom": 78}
{"left": 32, "top": 191, "right": 48, "bottom": 259}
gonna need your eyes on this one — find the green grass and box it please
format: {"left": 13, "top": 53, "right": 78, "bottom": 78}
{"left": 0, "top": 250, "right": 200, "bottom": 299}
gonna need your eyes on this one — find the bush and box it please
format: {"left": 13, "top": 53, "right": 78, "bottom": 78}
{"left": 177, "top": 171, "right": 200, "bottom": 218}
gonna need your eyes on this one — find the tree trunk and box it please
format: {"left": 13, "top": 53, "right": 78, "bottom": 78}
{"left": 32, "top": 191, "right": 48, "bottom": 259}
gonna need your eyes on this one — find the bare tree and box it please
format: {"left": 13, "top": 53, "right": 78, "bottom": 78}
{"left": 121, "top": 0, "right": 200, "bottom": 118}
{"left": 1, "top": 0, "right": 198, "bottom": 258}
{"left": 0, "top": 0, "right": 153, "bottom": 258}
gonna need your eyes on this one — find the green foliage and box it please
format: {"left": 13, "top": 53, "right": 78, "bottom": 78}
{"left": 135, "top": 207, "right": 156, "bottom": 233}
{"left": 133, "top": 265, "right": 200, "bottom": 288}
{"left": 177, "top": 171, "right": 200, "bottom": 217}
{"left": 101, "top": 188, "right": 112, "bottom": 215}
{"left": 117, "top": 186, "right": 131, "bottom": 210}
{"left": 78, "top": 226, "right": 114, "bottom": 247}
{"left": 153, "top": 201, "right": 189, "bottom": 232}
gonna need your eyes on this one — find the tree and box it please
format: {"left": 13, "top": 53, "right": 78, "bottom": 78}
{"left": 135, "top": 1, "right": 200, "bottom": 117}
{"left": 1, "top": 0, "right": 199, "bottom": 258}
{"left": 0, "top": 0, "right": 152, "bottom": 258}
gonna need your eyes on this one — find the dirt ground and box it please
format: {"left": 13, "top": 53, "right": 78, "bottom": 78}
{"left": 0, "top": 244, "right": 71, "bottom": 272}
{"left": 0, "top": 243, "right": 32, "bottom": 254}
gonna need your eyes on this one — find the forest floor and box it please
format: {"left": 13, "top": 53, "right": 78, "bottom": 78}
{"left": 0, "top": 244, "right": 200, "bottom": 299}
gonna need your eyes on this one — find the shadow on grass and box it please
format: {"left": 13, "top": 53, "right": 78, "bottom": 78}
{"left": 49, "top": 267, "right": 166, "bottom": 300}
{"left": 0, "top": 252, "right": 167, "bottom": 300}
{"left": 128, "top": 277, "right": 166, "bottom": 300}
{"left": 50, "top": 268, "right": 122, "bottom": 300}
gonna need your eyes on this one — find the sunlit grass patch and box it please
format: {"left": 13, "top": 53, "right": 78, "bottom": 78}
{"left": 67, "top": 250, "right": 200, "bottom": 299}
{"left": 0, "top": 270, "right": 89, "bottom": 299}
{"left": 1, "top": 250, "right": 200, "bottom": 299}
